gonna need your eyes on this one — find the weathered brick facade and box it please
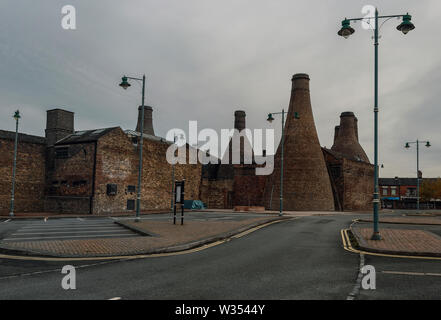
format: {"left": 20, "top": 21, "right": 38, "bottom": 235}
{"left": 263, "top": 74, "right": 335, "bottom": 211}
{"left": 93, "top": 128, "right": 201, "bottom": 214}
{"left": 1, "top": 73, "right": 376, "bottom": 214}
{"left": 323, "top": 111, "right": 374, "bottom": 211}
{"left": 200, "top": 111, "right": 265, "bottom": 209}
{"left": 0, "top": 131, "right": 46, "bottom": 214}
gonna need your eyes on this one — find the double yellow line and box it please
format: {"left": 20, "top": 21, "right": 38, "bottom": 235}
{"left": 340, "top": 228, "right": 441, "bottom": 261}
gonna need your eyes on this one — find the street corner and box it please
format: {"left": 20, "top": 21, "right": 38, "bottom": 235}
{"left": 0, "top": 215, "right": 292, "bottom": 260}
{"left": 348, "top": 225, "right": 441, "bottom": 259}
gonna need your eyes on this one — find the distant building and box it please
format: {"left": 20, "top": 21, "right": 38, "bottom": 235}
{"left": 379, "top": 177, "right": 441, "bottom": 209}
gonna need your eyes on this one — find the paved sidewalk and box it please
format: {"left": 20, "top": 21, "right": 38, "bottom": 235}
{"left": 0, "top": 216, "right": 289, "bottom": 258}
{"left": 351, "top": 227, "right": 441, "bottom": 257}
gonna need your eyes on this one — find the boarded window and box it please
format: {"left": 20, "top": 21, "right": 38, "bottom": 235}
{"left": 127, "top": 200, "right": 135, "bottom": 210}
{"left": 106, "top": 184, "right": 117, "bottom": 195}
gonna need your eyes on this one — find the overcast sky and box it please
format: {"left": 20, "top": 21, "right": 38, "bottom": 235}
{"left": 0, "top": 0, "right": 440, "bottom": 178}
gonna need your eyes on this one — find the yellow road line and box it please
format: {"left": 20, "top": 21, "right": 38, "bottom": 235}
{"left": 0, "top": 219, "right": 292, "bottom": 262}
{"left": 341, "top": 229, "right": 441, "bottom": 261}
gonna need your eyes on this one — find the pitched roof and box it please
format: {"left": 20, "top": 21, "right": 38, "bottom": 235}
{"left": 55, "top": 127, "right": 118, "bottom": 145}
{"left": 0, "top": 130, "right": 46, "bottom": 145}
{"left": 124, "top": 130, "right": 172, "bottom": 145}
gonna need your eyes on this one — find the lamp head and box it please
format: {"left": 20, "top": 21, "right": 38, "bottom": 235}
{"left": 338, "top": 19, "right": 355, "bottom": 39}
{"left": 267, "top": 113, "right": 275, "bottom": 123}
{"left": 119, "top": 76, "right": 131, "bottom": 90}
{"left": 405, "top": 142, "right": 410, "bottom": 149}
{"left": 397, "top": 14, "right": 415, "bottom": 35}
{"left": 13, "top": 110, "right": 20, "bottom": 121}
{"left": 426, "top": 141, "right": 431, "bottom": 148}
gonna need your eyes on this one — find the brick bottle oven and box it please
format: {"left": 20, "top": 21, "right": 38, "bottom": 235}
{"left": 331, "top": 112, "right": 369, "bottom": 162}
{"left": 263, "top": 74, "right": 335, "bottom": 211}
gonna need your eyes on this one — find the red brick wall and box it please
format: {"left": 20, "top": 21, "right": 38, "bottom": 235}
{"left": 0, "top": 138, "right": 46, "bottom": 213}
{"left": 200, "top": 178, "right": 234, "bottom": 209}
{"left": 44, "top": 142, "right": 96, "bottom": 213}
{"left": 93, "top": 128, "right": 202, "bottom": 214}
{"left": 233, "top": 165, "right": 265, "bottom": 207}
{"left": 324, "top": 149, "right": 374, "bottom": 211}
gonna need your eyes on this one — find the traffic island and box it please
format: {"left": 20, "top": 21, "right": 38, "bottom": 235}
{"left": 0, "top": 216, "right": 291, "bottom": 259}
{"left": 350, "top": 226, "right": 441, "bottom": 258}
{"left": 357, "top": 216, "right": 441, "bottom": 226}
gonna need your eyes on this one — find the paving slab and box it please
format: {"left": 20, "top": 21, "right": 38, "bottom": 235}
{"left": 358, "top": 217, "right": 441, "bottom": 225}
{"left": 351, "top": 227, "right": 441, "bottom": 257}
{"left": 0, "top": 216, "right": 289, "bottom": 258}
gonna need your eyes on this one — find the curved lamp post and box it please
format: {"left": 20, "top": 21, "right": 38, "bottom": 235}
{"left": 405, "top": 140, "right": 431, "bottom": 211}
{"left": 338, "top": 8, "right": 415, "bottom": 240}
{"left": 9, "top": 110, "right": 21, "bottom": 217}
{"left": 119, "top": 75, "right": 146, "bottom": 222}
{"left": 267, "top": 110, "right": 300, "bottom": 216}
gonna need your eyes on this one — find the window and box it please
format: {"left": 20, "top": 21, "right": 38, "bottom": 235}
{"left": 55, "top": 147, "right": 69, "bottom": 159}
{"left": 106, "top": 184, "right": 117, "bottom": 196}
{"left": 407, "top": 188, "right": 417, "bottom": 197}
{"left": 382, "top": 187, "right": 388, "bottom": 196}
{"left": 127, "top": 200, "right": 135, "bottom": 211}
{"left": 127, "top": 185, "right": 136, "bottom": 193}
{"left": 391, "top": 187, "right": 397, "bottom": 196}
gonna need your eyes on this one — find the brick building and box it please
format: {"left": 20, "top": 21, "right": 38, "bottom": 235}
{"left": 1, "top": 107, "right": 201, "bottom": 215}
{"left": 0, "top": 131, "right": 46, "bottom": 213}
{"left": 1, "top": 73, "right": 376, "bottom": 214}
{"left": 379, "top": 177, "right": 441, "bottom": 209}
{"left": 201, "top": 74, "right": 375, "bottom": 212}
{"left": 322, "top": 112, "right": 374, "bottom": 211}
{"left": 199, "top": 110, "right": 266, "bottom": 209}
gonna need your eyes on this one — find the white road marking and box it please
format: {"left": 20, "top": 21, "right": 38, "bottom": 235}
{"left": 77, "top": 217, "right": 84, "bottom": 221}
{"left": 19, "top": 226, "right": 123, "bottom": 231}
{"left": 108, "top": 297, "right": 122, "bottom": 300}
{"left": 14, "top": 230, "right": 134, "bottom": 236}
{"left": 2, "top": 219, "right": 11, "bottom": 223}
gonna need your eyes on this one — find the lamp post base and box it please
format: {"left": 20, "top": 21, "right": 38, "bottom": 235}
{"left": 9, "top": 212, "right": 14, "bottom": 217}
{"left": 370, "top": 232, "right": 382, "bottom": 240}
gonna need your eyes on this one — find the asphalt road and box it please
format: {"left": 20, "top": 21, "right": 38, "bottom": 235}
{"left": 0, "top": 214, "right": 440, "bottom": 300}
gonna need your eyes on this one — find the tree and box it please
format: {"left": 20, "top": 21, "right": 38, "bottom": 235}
{"left": 420, "top": 178, "right": 441, "bottom": 201}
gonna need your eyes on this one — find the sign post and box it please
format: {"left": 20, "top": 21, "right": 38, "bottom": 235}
{"left": 173, "top": 180, "right": 185, "bottom": 225}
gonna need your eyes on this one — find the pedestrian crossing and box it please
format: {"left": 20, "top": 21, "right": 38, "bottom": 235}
{"left": 2, "top": 218, "right": 139, "bottom": 242}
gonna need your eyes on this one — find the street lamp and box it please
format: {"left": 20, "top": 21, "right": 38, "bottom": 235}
{"left": 10, "top": 110, "right": 21, "bottom": 217}
{"left": 404, "top": 140, "right": 431, "bottom": 212}
{"left": 119, "top": 75, "right": 146, "bottom": 222}
{"left": 267, "top": 110, "right": 299, "bottom": 216}
{"left": 337, "top": 8, "right": 415, "bottom": 240}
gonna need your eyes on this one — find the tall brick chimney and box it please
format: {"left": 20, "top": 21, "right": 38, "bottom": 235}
{"left": 136, "top": 105, "right": 155, "bottom": 136}
{"left": 234, "top": 110, "right": 246, "bottom": 131}
{"left": 333, "top": 126, "right": 340, "bottom": 145}
{"left": 45, "top": 109, "right": 74, "bottom": 146}
{"left": 223, "top": 110, "right": 253, "bottom": 164}
{"left": 331, "top": 112, "right": 369, "bottom": 163}
{"left": 263, "top": 73, "right": 335, "bottom": 211}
